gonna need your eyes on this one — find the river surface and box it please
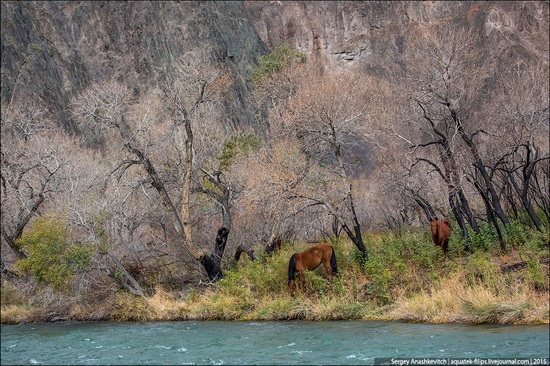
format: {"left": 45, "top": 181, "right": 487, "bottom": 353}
{"left": 1, "top": 321, "right": 549, "bottom": 365}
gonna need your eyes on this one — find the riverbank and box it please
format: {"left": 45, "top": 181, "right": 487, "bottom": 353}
{"left": 2, "top": 224, "right": 548, "bottom": 325}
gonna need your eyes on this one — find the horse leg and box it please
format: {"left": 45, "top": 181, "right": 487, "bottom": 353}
{"left": 289, "top": 279, "right": 297, "bottom": 297}
{"left": 298, "top": 270, "right": 306, "bottom": 293}
{"left": 442, "top": 239, "right": 449, "bottom": 258}
{"left": 322, "top": 259, "right": 333, "bottom": 282}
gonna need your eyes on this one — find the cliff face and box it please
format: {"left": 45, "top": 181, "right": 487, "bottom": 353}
{"left": 1, "top": 1, "right": 268, "bottom": 130}
{"left": 1, "top": 1, "right": 548, "bottom": 131}
{"left": 245, "top": 1, "right": 549, "bottom": 75}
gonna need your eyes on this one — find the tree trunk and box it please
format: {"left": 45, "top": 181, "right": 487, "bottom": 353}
{"left": 200, "top": 226, "right": 230, "bottom": 282}
{"left": 181, "top": 116, "right": 199, "bottom": 259}
{"left": 457, "top": 187, "right": 479, "bottom": 233}
{"left": 531, "top": 170, "right": 550, "bottom": 223}
{"left": 333, "top": 129, "right": 368, "bottom": 261}
{"left": 449, "top": 191, "right": 471, "bottom": 253}
{"left": 453, "top": 109, "right": 509, "bottom": 226}
{"left": 1, "top": 227, "right": 27, "bottom": 260}
{"left": 470, "top": 176, "right": 506, "bottom": 252}
{"left": 331, "top": 216, "right": 343, "bottom": 238}
{"left": 411, "top": 192, "right": 437, "bottom": 221}
{"left": 515, "top": 143, "right": 543, "bottom": 230}
{"left": 2, "top": 191, "right": 46, "bottom": 260}
{"left": 91, "top": 255, "right": 145, "bottom": 296}
{"left": 510, "top": 173, "right": 542, "bottom": 230}
{"left": 124, "top": 143, "right": 203, "bottom": 260}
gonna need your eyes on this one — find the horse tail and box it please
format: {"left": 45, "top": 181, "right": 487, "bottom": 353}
{"left": 329, "top": 246, "right": 338, "bottom": 275}
{"left": 288, "top": 254, "right": 297, "bottom": 286}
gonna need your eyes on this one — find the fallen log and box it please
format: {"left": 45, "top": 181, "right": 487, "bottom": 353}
{"left": 499, "top": 258, "right": 549, "bottom": 273}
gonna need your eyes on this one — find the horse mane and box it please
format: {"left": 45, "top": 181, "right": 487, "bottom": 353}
{"left": 287, "top": 253, "right": 297, "bottom": 285}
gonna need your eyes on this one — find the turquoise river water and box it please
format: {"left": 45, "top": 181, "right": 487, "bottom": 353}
{"left": 1, "top": 321, "right": 549, "bottom": 365}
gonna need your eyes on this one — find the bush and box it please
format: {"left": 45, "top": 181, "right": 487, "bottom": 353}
{"left": 362, "top": 256, "right": 392, "bottom": 305}
{"left": 249, "top": 44, "right": 306, "bottom": 84}
{"left": 218, "top": 133, "right": 262, "bottom": 170}
{"left": 470, "top": 221, "right": 499, "bottom": 252}
{"left": 505, "top": 219, "right": 548, "bottom": 252}
{"left": 16, "top": 214, "right": 92, "bottom": 292}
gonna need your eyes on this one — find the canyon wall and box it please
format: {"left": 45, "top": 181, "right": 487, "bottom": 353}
{"left": 1, "top": 1, "right": 548, "bottom": 131}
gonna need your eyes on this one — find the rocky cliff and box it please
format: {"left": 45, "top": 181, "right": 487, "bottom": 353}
{"left": 1, "top": 1, "right": 548, "bottom": 132}
{"left": 245, "top": 1, "right": 549, "bottom": 75}
{"left": 1, "top": 1, "right": 268, "bottom": 131}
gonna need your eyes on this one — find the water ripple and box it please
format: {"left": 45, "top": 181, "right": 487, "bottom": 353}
{"left": 291, "top": 350, "right": 312, "bottom": 355}
{"left": 1, "top": 321, "right": 548, "bottom": 365}
{"left": 277, "top": 342, "right": 296, "bottom": 348}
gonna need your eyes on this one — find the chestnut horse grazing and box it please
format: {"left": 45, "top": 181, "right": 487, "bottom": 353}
{"left": 287, "top": 243, "right": 338, "bottom": 296}
{"left": 430, "top": 219, "right": 451, "bottom": 257}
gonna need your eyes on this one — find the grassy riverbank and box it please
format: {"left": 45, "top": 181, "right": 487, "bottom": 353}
{"left": 1, "top": 220, "right": 548, "bottom": 325}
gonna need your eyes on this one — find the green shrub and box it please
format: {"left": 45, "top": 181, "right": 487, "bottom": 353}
{"left": 470, "top": 221, "right": 499, "bottom": 252}
{"left": 218, "top": 133, "right": 262, "bottom": 170}
{"left": 505, "top": 219, "right": 548, "bottom": 252}
{"left": 249, "top": 44, "right": 306, "bottom": 84}
{"left": 362, "top": 256, "right": 392, "bottom": 305}
{"left": 16, "top": 214, "right": 92, "bottom": 292}
{"left": 526, "top": 260, "right": 547, "bottom": 290}
{"left": 218, "top": 247, "right": 289, "bottom": 297}
{"left": 464, "top": 252, "right": 500, "bottom": 289}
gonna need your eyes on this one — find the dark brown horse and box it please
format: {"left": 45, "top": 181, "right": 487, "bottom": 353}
{"left": 287, "top": 243, "right": 338, "bottom": 296}
{"left": 430, "top": 219, "right": 451, "bottom": 257}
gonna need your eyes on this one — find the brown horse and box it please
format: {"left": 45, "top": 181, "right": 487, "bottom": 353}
{"left": 287, "top": 243, "right": 338, "bottom": 296}
{"left": 430, "top": 219, "right": 451, "bottom": 257}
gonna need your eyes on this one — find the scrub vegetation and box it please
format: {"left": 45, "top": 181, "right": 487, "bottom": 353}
{"left": 2, "top": 218, "right": 548, "bottom": 324}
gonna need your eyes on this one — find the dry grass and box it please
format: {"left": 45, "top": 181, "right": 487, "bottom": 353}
{"left": 386, "top": 272, "right": 549, "bottom": 324}
{"left": 1, "top": 305, "right": 33, "bottom": 324}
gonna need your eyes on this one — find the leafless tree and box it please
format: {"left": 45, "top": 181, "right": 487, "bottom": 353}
{"left": 1, "top": 102, "right": 76, "bottom": 260}
{"left": 396, "top": 22, "right": 506, "bottom": 252}
{"left": 249, "top": 62, "right": 371, "bottom": 259}
{"left": 69, "top": 62, "right": 236, "bottom": 285}
{"left": 492, "top": 61, "right": 550, "bottom": 229}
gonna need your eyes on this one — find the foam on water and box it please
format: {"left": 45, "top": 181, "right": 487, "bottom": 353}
{"left": 277, "top": 342, "right": 296, "bottom": 348}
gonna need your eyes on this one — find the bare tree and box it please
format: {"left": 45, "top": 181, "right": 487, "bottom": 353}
{"left": 69, "top": 63, "right": 236, "bottom": 285}
{"left": 396, "top": 22, "right": 504, "bottom": 252}
{"left": 492, "top": 61, "right": 550, "bottom": 230}
{"left": 1, "top": 102, "right": 76, "bottom": 261}
{"left": 252, "top": 62, "right": 371, "bottom": 259}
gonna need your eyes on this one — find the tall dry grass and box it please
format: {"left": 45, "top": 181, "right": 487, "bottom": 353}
{"left": 387, "top": 271, "right": 549, "bottom": 324}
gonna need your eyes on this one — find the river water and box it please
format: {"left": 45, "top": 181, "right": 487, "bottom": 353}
{"left": 1, "top": 321, "right": 548, "bottom": 365}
